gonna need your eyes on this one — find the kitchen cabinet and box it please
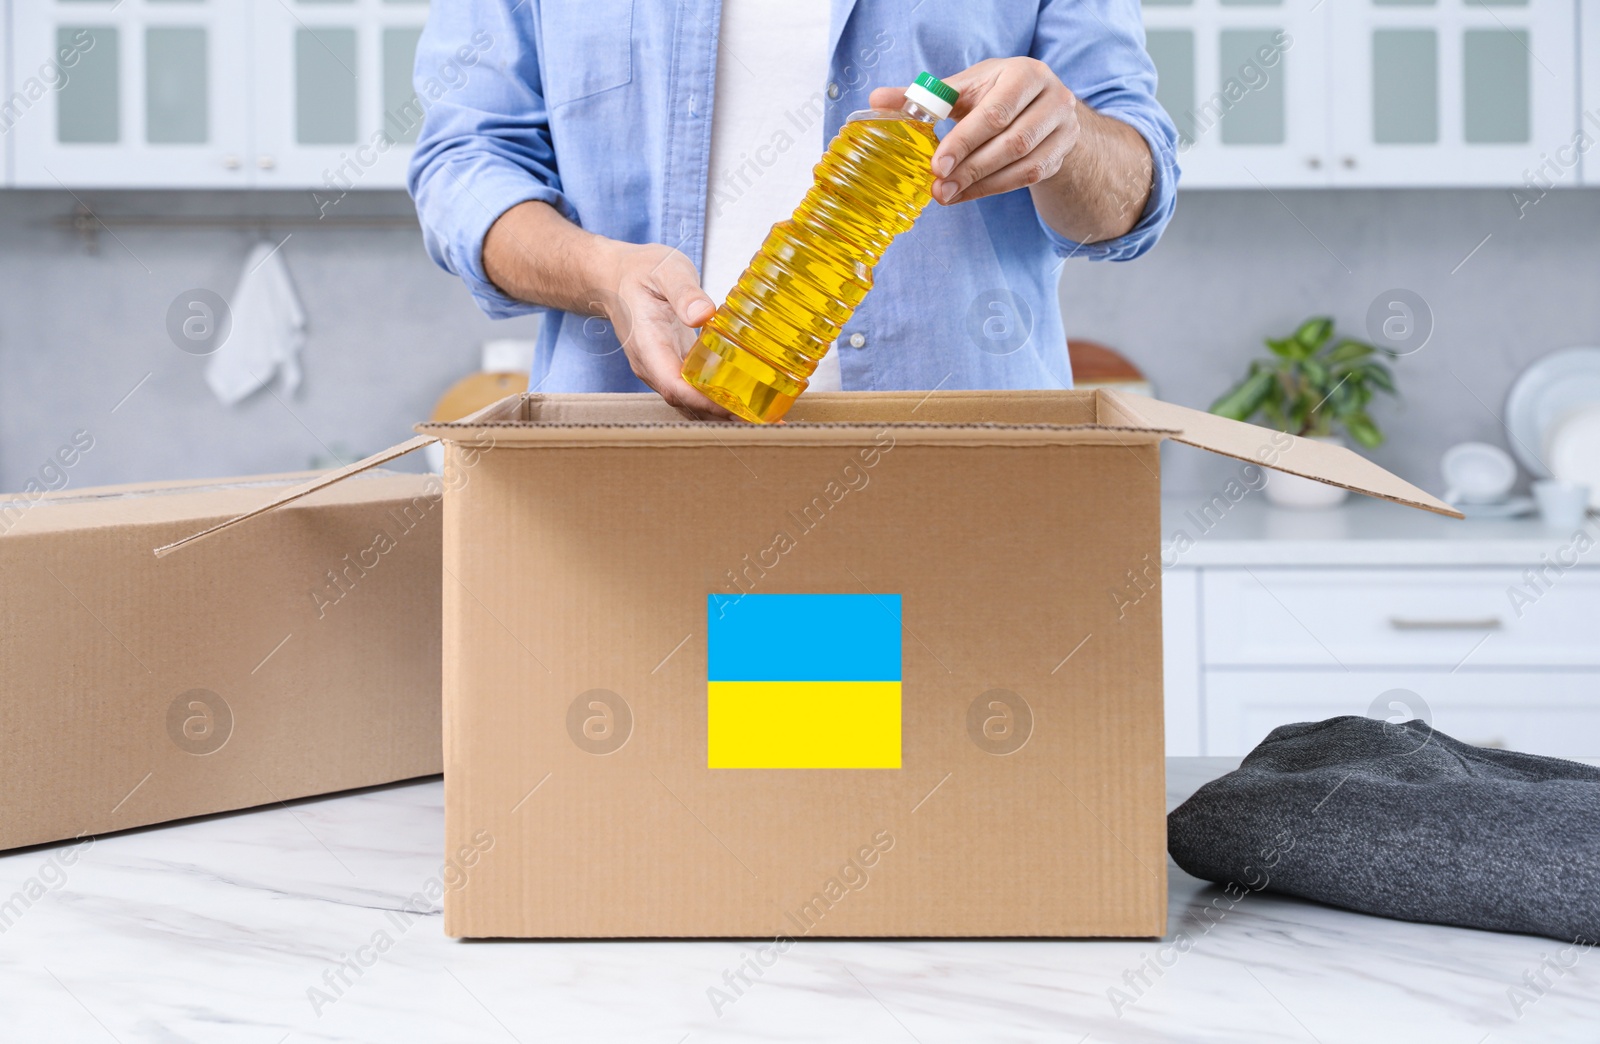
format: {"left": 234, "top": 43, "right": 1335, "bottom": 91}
{"left": 1202, "top": 567, "right": 1600, "bottom": 668}
{"left": 1142, "top": 0, "right": 1583, "bottom": 188}
{"left": 1584, "top": 0, "right": 1600, "bottom": 183}
{"left": 1204, "top": 669, "right": 1600, "bottom": 759}
{"left": 251, "top": 0, "right": 429, "bottom": 190}
{"left": 1160, "top": 497, "right": 1600, "bottom": 758}
{"left": 11, "top": 0, "right": 254, "bottom": 187}
{"left": 1161, "top": 568, "right": 1204, "bottom": 756}
{"left": 1141, "top": 0, "right": 1330, "bottom": 187}
{"left": 1329, "top": 0, "right": 1576, "bottom": 186}
{"left": 1, "top": 13, "right": 9, "bottom": 183}
{"left": 8, "top": 0, "right": 427, "bottom": 189}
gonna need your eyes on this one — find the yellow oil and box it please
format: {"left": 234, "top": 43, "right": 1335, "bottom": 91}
{"left": 681, "top": 111, "right": 941, "bottom": 423}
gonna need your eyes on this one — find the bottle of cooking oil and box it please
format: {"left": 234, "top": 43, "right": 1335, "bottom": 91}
{"left": 681, "top": 72, "right": 959, "bottom": 423}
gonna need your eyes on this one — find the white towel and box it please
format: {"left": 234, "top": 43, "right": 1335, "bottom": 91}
{"left": 205, "top": 241, "right": 306, "bottom": 406}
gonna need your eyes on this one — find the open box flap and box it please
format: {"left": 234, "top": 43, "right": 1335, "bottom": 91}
{"left": 415, "top": 390, "right": 1179, "bottom": 446}
{"left": 152, "top": 435, "right": 437, "bottom": 557}
{"left": 154, "top": 388, "right": 1456, "bottom": 557}
{"left": 155, "top": 390, "right": 1172, "bottom": 556}
{"left": 152, "top": 394, "right": 530, "bottom": 557}
{"left": 1105, "top": 391, "right": 1462, "bottom": 518}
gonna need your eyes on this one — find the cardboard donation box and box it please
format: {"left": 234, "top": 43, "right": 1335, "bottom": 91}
{"left": 1, "top": 471, "right": 443, "bottom": 851}
{"left": 164, "top": 391, "right": 1456, "bottom": 938}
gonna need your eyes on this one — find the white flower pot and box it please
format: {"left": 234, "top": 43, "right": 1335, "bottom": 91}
{"left": 1263, "top": 435, "right": 1350, "bottom": 509}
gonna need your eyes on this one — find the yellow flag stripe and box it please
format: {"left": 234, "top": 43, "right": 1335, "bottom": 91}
{"left": 707, "top": 681, "right": 901, "bottom": 769}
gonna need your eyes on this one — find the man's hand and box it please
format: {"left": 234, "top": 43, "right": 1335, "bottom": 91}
{"left": 594, "top": 240, "right": 732, "bottom": 421}
{"left": 871, "top": 58, "right": 1080, "bottom": 205}
{"left": 482, "top": 200, "right": 733, "bottom": 420}
{"left": 868, "top": 58, "right": 1155, "bottom": 244}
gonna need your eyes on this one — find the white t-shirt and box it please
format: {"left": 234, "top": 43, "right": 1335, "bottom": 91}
{"left": 701, "top": 2, "right": 842, "bottom": 391}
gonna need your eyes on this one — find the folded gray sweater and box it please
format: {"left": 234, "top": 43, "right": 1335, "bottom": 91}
{"left": 1168, "top": 716, "right": 1600, "bottom": 942}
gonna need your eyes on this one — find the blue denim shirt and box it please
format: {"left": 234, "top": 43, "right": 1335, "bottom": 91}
{"left": 409, "top": 0, "right": 1178, "bottom": 394}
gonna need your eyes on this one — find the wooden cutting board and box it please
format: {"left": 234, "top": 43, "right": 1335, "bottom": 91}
{"left": 430, "top": 371, "right": 528, "bottom": 422}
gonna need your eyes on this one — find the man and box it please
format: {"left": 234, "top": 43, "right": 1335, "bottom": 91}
{"left": 410, "top": 1, "right": 1177, "bottom": 420}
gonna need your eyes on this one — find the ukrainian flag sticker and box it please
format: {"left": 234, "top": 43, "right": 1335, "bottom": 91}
{"left": 707, "top": 594, "right": 902, "bottom": 769}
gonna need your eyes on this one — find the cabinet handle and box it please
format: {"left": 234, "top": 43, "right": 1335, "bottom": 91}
{"left": 222, "top": 154, "right": 241, "bottom": 170}
{"left": 1342, "top": 156, "right": 1357, "bottom": 169}
{"left": 1307, "top": 156, "right": 1322, "bottom": 169}
{"left": 1388, "top": 617, "right": 1503, "bottom": 631}
{"left": 257, "top": 155, "right": 276, "bottom": 170}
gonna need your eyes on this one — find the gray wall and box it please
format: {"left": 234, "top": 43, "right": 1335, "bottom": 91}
{"left": 1, "top": 187, "right": 1597, "bottom": 497}
{"left": 0, "top": 190, "right": 532, "bottom": 492}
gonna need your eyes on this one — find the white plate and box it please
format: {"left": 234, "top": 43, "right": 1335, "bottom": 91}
{"left": 1504, "top": 346, "right": 1600, "bottom": 478}
{"left": 1546, "top": 403, "right": 1600, "bottom": 509}
{"left": 1439, "top": 441, "right": 1516, "bottom": 503}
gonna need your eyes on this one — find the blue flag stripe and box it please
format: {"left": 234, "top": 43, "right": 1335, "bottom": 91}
{"left": 707, "top": 593, "right": 902, "bottom": 682}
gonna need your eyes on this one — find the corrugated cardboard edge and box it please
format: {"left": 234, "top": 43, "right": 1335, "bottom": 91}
{"left": 152, "top": 436, "right": 437, "bottom": 557}
{"left": 1104, "top": 391, "right": 1463, "bottom": 519}
{"left": 24, "top": 469, "right": 327, "bottom": 502}
{"left": 152, "top": 395, "right": 526, "bottom": 558}
{"left": 154, "top": 393, "right": 1178, "bottom": 556}
{"left": 413, "top": 419, "right": 1176, "bottom": 448}
{"left": 155, "top": 388, "right": 1458, "bottom": 557}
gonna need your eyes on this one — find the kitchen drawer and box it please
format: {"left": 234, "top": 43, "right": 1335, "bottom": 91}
{"left": 1204, "top": 669, "right": 1600, "bottom": 758}
{"left": 1202, "top": 568, "right": 1600, "bottom": 668}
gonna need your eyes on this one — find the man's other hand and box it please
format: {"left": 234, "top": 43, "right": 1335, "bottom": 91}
{"left": 482, "top": 201, "right": 735, "bottom": 422}
{"left": 593, "top": 241, "right": 733, "bottom": 421}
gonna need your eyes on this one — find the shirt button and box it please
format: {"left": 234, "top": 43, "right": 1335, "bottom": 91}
{"left": 827, "top": 82, "right": 841, "bottom": 100}
{"left": 848, "top": 332, "right": 866, "bottom": 348}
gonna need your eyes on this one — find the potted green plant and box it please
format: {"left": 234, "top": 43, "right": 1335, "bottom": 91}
{"left": 1210, "top": 317, "right": 1398, "bottom": 508}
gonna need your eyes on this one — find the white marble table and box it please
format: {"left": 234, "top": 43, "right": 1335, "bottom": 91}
{"left": 2, "top": 759, "right": 1594, "bottom": 1043}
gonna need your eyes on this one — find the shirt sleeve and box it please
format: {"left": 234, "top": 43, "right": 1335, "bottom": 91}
{"left": 407, "top": 0, "right": 576, "bottom": 318}
{"left": 1029, "top": 0, "right": 1181, "bottom": 262}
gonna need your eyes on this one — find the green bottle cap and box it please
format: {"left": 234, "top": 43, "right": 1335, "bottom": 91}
{"left": 913, "top": 72, "right": 959, "bottom": 106}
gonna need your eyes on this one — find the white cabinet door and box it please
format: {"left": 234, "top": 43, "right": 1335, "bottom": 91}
{"left": 1142, "top": 0, "right": 1330, "bottom": 187}
{"left": 2, "top": 5, "right": 11, "bottom": 184}
{"left": 1163, "top": 569, "right": 1203, "bottom": 756}
{"left": 10, "top": 0, "right": 253, "bottom": 187}
{"left": 1328, "top": 0, "right": 1577, "bottom": 186}
{"left": 1204, "top": 668, "right": 1600, "bottom": 758}
{"left": 1202, "top": 567, "right": 1600, "bottom": 669}
{"left": 1584, "top": 0, "right": 1600, "bottom": 184}
{"left": 251, "top": 0, "right": 429, "bottom": 190}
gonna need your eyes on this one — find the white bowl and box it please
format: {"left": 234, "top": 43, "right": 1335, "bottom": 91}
{"left": 1263, "top": 435, "right": 1349, "bottom": 510}
{"left": 1440, "top": 441, "right": 1517, "bottom": 505}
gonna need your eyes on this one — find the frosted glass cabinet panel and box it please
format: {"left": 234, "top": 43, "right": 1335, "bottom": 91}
{"left": 382, "top": 26, "right": 427, "bottom": 146}
{"left": 1328, "top": 0, "right": 1576, "bottom": 185}
{"left": 251, "top": 0, "right": 429, "bottom": 188}
{"left": 7, "top": 0, "right": 428, "bottom": 187}
{"left": 1140, "top": 0, "right": 1330, "bottom": 186}
{"left": 296, "top": 27, "right": 361, "bottom": 146}
{"left": 146, "top": 27, "right": 211, "bottom": 146}
{"left": 1142, "top": 0, "right": 1581, "bottom": 186}
{"left": 1371, "top": 28, "right": 1439, "bottom": 144}
{"left": 11, "top": 0, "right": 251, "bottom": 187}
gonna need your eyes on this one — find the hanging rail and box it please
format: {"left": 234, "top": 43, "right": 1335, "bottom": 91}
{"left": 54, "top": 204, "right": 420, "bottom": 254}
